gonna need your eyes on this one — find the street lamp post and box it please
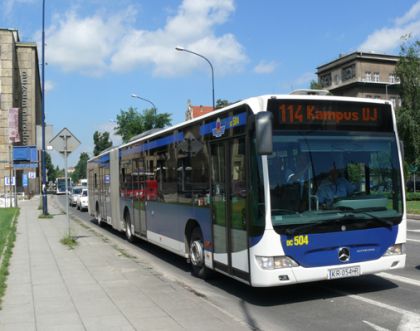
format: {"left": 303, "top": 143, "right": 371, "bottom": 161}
{"left": 175, "top": 46, "right": 215, "bottom": 110}
{"left": 131, "top": 93, "right": 157, "bottom": 113}
{"left": 41, "top": 0, "right": 48, "bottom": 214}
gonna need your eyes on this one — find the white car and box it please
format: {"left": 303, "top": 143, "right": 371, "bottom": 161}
{"left": 76, "top": 189, "right": 88, "bottom": 211}
{"left": 69, "top": 186, "right": 83, "bottom": 206}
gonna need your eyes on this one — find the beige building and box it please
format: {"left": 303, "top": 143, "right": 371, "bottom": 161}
{"left": 316, "top": 51, "right": 401, "bottom": 109}
{"left": 0, "top": 28, "right": 42, "bottom": 195}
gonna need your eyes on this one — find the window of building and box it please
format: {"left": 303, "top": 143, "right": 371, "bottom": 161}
{"left": 320, "top": 73, "right": 331, "bottom": 87}
{"left": 373, "top": 72, "right": 380, "bottom": 82}
{"left": 389, "top": 74, "right": 396, "bottom": 83}
{"left": 365, "top": 71, "right": 372, "bottom": 81}
{"left": 342, "top": 64, "right": 355, "bottom": 81}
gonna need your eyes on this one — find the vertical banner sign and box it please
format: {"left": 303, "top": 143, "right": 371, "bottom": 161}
{"left": 8, "top": 108, "right": 20, "bottom": 143}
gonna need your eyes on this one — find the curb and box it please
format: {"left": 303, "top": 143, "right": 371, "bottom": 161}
{"left": 407, "top": 214, "right": 420, "bottom": 220}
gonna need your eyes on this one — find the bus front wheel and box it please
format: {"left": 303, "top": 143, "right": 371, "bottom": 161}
{"left": 189, "top": 227, "right": 210, "bottom": 279}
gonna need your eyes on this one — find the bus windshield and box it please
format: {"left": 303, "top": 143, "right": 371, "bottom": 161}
{"left": 267, "top": 131, "right": 403, "bottom": 234}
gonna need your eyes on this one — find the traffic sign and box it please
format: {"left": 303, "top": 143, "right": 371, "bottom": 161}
{"left": 5, "top": 176, "right": 15, "bottom": 186}
{"left": 49, "top": 127, "right": 81, "bottom": 156}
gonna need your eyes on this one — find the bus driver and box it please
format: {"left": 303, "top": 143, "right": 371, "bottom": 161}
{"left": 317, "top": 163, "right": 355, "bottom": 208}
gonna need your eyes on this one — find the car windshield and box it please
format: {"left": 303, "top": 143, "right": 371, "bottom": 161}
{"left": 82, "top": 190, "right": 88, "bottom": 197}
{"left": 73, "top": 188, "right": 82, "bottom": 194}
{"left": 267, "top": 131, "right": 403, "bottom": 234}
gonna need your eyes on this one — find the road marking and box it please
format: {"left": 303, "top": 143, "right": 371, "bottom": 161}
{"left": 408, "top": 229, "right": 420, "bottom": 233}
{"left": 378, "top": 272, "right": 420, "bottom": 287}
{"left": 363, "top": 320, "right": 390, "bottom": 331}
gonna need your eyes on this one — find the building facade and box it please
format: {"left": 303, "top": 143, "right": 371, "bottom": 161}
{"left": 0, "top": 28, "right": 42, "bottom": 195}
{"left": 185, "top": 100, "right": 214, "bottom": 121}
{"left": 316, "top": 52, "right": 401, "bottom": 109}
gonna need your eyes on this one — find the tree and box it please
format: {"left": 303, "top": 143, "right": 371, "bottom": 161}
{"left": 310, "top": 80, "right": 323, "bottom": 90}
{"left": 115, "top": 107, "right": 171, "bottom": 143}
{"left": 71, "top": 152, "right": 89, "bottom": 183}
{"left": 215, "top": 99, "right": 230, "bottom": 109}
{"left": 45, "top": 152, "right": 57, "bottom": 183}
{"left": 93, "top": 131, "right": 112, "bottom": 156}
{"left": 394, "top": 37, "right": 420, "bottom": 165}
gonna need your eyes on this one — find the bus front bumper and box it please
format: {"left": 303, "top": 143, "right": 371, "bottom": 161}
{"left": 250, "top": 254, "right": 406, "bottom": 287}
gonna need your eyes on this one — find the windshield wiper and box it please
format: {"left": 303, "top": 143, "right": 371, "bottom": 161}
{"left": 285, "top": 216, "right": 350, "bottom": 235}
{"left": 350, "top": 210, "right": 394, "bottom": 228}
{"left": 284, "top": 212, "right": 393, "bottom": 236}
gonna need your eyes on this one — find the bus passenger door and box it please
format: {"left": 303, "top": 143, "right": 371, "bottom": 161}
{"left": 210, "top": 137, "right": 249, "bottom": 281}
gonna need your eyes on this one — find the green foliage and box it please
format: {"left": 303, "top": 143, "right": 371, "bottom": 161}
{"left": 45, "top": 152, "right": 57, "bottom": 183}
{"left": 406, "top": 192, "right": 420, "bottom": 201}
{"left": 215, "top": 99, "right": 230, "bottom": 109}
{"left": 60, "top": 234, "right": 78, "bottom": 249}
{"left": 395, "top": 37, "right": 420, "bottom": 165}
{"left": 0, "top": 208, "right": 18, "bottom": 307}
{"left": 115, "top": 106, "right": 171, "bottom": 143}
{"left": 93, "top": 131, "right": 112, "bottom": 156}
{"left": 310, "top": 79, "right": 323, "bottom": 90}
{"left": 71, "top": 152, "right": 89, "bottom": 183}
{"left": 406, "top": 200, "right": 420, "bottom": 214}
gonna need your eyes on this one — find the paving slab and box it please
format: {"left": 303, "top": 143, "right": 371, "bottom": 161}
{"left": 0, "top": 196, "right": 250, "bottom": 330}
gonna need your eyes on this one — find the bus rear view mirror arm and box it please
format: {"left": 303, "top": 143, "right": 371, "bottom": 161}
{"left": 255, "top": 112, "right": 273, "bottom": 155}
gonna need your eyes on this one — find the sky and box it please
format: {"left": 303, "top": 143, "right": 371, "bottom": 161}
{"left": 2, "top": 0, "right": 420, "bottom": 168}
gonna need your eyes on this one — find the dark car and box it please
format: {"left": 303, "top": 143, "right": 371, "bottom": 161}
{"left": 406, "top": 179, "right": 420, "bottom": 192}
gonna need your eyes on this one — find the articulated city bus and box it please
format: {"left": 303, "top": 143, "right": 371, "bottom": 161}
{"left": 87, "top": 93, "right": 406, "bottom": 287}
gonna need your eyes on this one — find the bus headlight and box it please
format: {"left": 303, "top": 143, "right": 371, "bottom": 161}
{"left": 256, "top": 256, "right": 299, "bottom": 270}
{"left": 384, "top": 243, "right": 405, "bottom": 256}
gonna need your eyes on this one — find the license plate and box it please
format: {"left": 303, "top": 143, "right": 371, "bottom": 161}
{"left": 328, "top": 266, "right": 360, "bottom": 279}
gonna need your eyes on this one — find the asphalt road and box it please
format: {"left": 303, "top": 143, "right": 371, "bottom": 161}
{"left": 56, "top": 195, "right": 420, "bottom": 331}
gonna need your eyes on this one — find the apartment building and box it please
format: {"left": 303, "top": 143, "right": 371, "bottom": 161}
{"left": 316, "top": 51, "right": 401, "bottom": 109}
{"left": 0, "top": 28, "right": 42, "bottom": 195}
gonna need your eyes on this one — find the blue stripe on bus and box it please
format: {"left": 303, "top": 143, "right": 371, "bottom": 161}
{"left": 281, "top": 226, "right": 398, "bottom": 268}
{"left": 200, "top": 112, "right": 247, "bottom": 136}
{"left": 121, "top": 132, "right": 184, "bottom": 157}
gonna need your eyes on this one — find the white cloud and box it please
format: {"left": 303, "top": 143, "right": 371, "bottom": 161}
{"left": 2, "top": 0, "right": 35, "bottom": 18}
{"left": 45, "top": 9, "right": 134, "bottom": 76}
{"left": 42, "top": 0, "right": 246, "bottom": 77}
{"left": 45, "top": 80, "right": 54, "bottom": 92}
{"left": 359, "top": 1, "right": 420, "bottom": 53}
{"left": 395, "top": 1, "right": 420, "bottom": 26}
{"left": 253, "top": 61, "right": 277, "bottom": 74}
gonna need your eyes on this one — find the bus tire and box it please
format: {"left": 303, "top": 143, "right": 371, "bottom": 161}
{"left": 189, "top": 227, "right": 210, "bottom": 279}
{"left": 124, "top": 211, "right": 133, "bottom": 242}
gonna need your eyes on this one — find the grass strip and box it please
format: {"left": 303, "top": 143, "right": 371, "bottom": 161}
{"left": 0, "top": 208, "right": 19, "bottom": 308}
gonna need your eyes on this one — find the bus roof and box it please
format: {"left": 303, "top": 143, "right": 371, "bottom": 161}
{"left": 89, "top": 94, "right": 392, "bottom": 162}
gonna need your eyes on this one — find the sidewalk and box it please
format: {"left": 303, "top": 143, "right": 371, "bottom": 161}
{"left": 0, "top": 196, "right": 249, "bottom": 331}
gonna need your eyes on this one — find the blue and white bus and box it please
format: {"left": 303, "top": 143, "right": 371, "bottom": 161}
{"left": 87, "top": 93, "right": 406, "bottom": 287}
{"left": 56, "top": 177, "right": 72, "bottom": 195}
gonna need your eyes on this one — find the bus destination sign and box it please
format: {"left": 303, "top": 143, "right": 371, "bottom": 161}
{"left": 268, "top": 100, "right": 393, "bottom": 132}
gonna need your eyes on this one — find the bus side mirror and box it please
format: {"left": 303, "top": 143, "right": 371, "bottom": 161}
{"left": 255, "top": 112, "right": 273, "bottom": 155}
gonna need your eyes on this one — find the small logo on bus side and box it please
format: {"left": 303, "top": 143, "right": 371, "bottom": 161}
{"left": 212, "top": 118, "right": 226, "bottom": 138}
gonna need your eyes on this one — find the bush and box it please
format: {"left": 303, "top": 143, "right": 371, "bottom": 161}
{"left": 406, "top": 192, "right": 420, "bottom": 201}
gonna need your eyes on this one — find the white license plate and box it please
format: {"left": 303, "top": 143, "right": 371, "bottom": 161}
{"left": 328, "top": 266, "right": 360, "bottom": 279}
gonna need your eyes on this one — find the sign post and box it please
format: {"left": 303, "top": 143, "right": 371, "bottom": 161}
{"left": 49, "top": 128, "right": 80, "bottom": 236}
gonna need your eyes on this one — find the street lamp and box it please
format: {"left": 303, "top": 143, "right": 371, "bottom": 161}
{"left": 41, "top": 0, "right": 48, "bottom": 215}
{"left": 175, "top": 46, "right": 215, "bottom": 110}
{"left": 130, "top": 93, "right": 157, "bottom": 112}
